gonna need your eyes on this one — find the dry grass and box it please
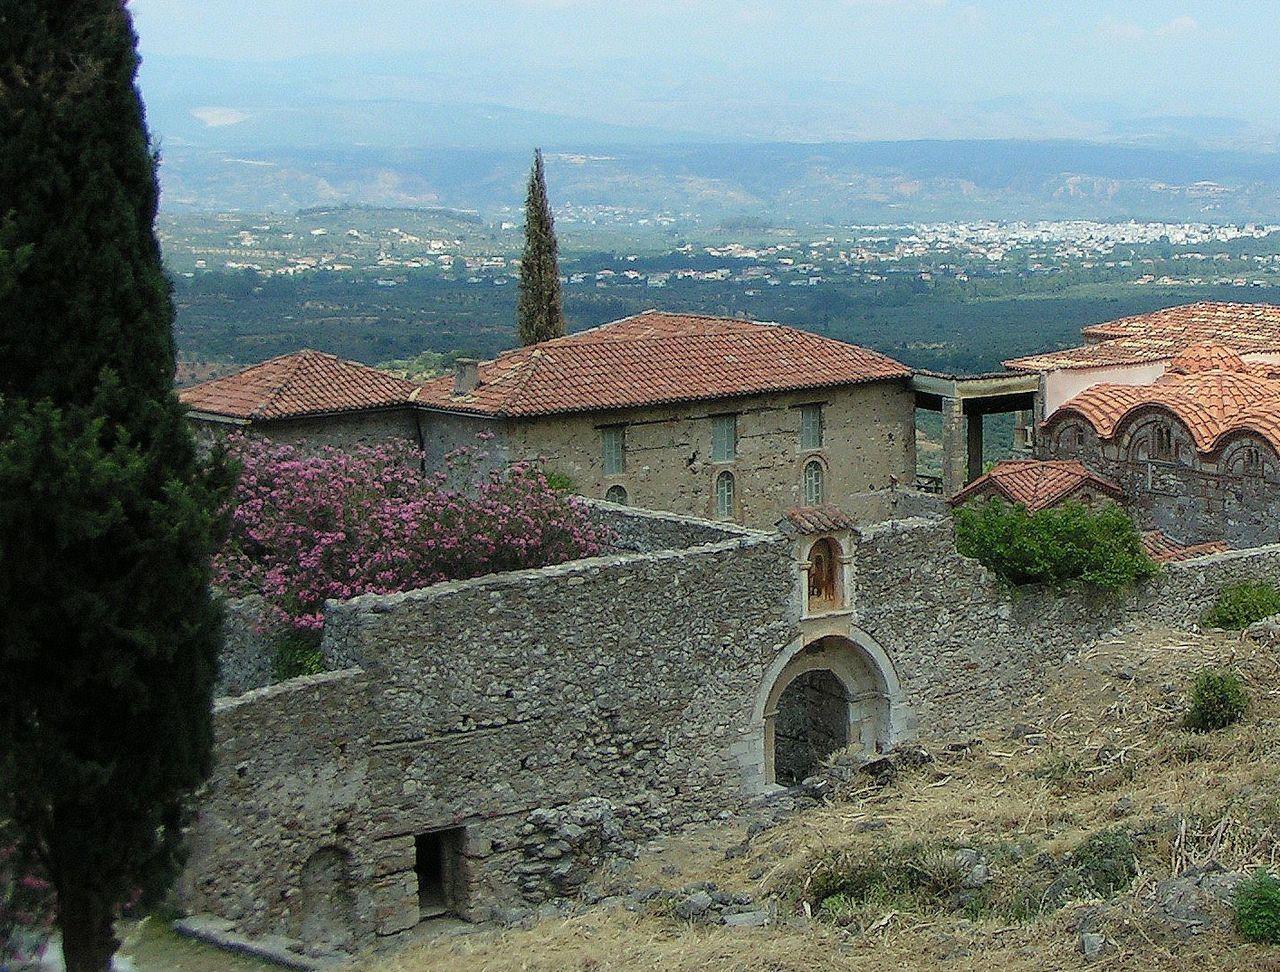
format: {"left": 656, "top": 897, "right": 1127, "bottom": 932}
{"left": 362, "top": 624, "right": 1280, "bottom": 972}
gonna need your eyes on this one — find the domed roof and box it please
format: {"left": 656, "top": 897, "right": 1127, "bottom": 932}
{"left": 1166, "top": 341, "right": 1248, "bottom": 376}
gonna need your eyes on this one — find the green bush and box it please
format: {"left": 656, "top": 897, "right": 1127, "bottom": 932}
{"left": 1201, "top": 581, "right": 1280, "bottom": 629}
{"left": 272, "top": 628, "right": 326, "bottom": 681}
{"left": 954, "top": 500, "right": 1157, "bottom": 593}
{"left": 544, "top": 470, "right": 576, "bottom": 493}
{"left": 1070, "top": 829, "right": 1138, "bottom": 897}
{"left": 1235, "top": 871, "right": 1280, "bottom": 944}
{"left": 1184, "top": 669, "right": 1248, "bottom": 733}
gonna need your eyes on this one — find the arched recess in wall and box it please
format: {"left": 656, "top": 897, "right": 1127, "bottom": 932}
{"left": 1218, "top": 431, "right": 1280, "bottom": 481}
{"left": 290, "top": 846, "right": 357, "bottom": 948}
{"left": 754, "top": 630, "right": 905, "bottom": 788}
{"left": 1117, "top": 407, "right": 1199, "bottom": 467}
{"left": 806, "top": 536, "right": 843, "bottom": 612}
{"left": 1048, "top": 418, "right": 1091, "bottom": 458}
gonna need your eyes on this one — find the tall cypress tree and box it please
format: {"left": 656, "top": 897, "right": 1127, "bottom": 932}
{"left": 516, "top": 148, "right": 566, "bottom": 345}
{"left": 0, "top": 4, "right": 227, "bottom": 970}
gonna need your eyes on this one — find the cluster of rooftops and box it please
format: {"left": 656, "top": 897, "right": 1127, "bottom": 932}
{"left": 181, "top": 302, "right": 1280, "bottom": 539}
{"left": 180, "top": 310, "right": 910, "bottom": 424}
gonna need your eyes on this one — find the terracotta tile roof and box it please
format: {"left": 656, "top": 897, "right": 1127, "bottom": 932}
{"left": 1046, "top": 343, "right": 1280, "bottom": 454}
{"left": 1166, "top": 341, "right": 1249, "bottom": 375}
{"left": 781, "top": 505, "right": 861, "bottom": 534}
{"left": 412, "top": 310, "right": 911, "bottom": 418}
{"left": 1141, "top": 530, "right": 1230, "bottom": 564}
{"left": 179, "top": 350, "right": 419, "bottom": 421}
{"left": 948, "top": 459, "right": 1122, "bottom": 513}
{"left": 1005, "top": 301, "right": 1280, "bottom": 372}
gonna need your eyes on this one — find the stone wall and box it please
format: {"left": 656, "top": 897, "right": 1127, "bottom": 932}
{"left": 188, "top": 510, "right": 1280, "bottom": 946}
{"left": 215, "top": 595, "right": 275, "bottom": 697}
{"left": 1042, "top": 413, "right": 1280, "bottom": 547}
{"left": 180, "top": 670, "right": 382, "bottom": 946}
{"left": 583, "top": 497, "right": 758, "bottom": 553}
{"left": 501, "top": 381, "right": 917, "bottom": 530}
{"left": 193, "top": 528, "right": 798, "bottom": 941}
{"left": 849, "top": 516, "right": 1280, "bottom": 737}
{"left": 256, "top": 408, "right": 422, "bottom": 453}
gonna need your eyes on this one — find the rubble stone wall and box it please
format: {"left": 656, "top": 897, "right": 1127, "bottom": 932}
{"left": 187, "top": 514, "right": 1280, "bottom": 946}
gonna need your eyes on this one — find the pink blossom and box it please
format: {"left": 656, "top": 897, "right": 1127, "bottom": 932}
{"left": 213, "top": 435, "right": 614, "bottom": 632}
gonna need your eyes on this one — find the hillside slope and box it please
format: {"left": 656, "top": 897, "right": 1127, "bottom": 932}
{"left": 364, "top": 622, "right": 1280, "bottom": 971}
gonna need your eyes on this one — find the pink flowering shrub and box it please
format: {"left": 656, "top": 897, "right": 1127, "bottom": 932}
{"left": 1, "top": 840, "right": 55, "bottom": 967}
{"left": 213, "top": 437, "right": 611, "bottom": 671}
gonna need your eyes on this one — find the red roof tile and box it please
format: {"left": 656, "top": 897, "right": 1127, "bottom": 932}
{"left": 781, "top": 505, "right": 861, "bottom": 534}
{"left": 179, "top": 350, "right": 419, "bottom": 421}
{"left": 948, "top": 459, "right": 1122, "bottom": 513}
{"left": 412, "top": 311, "right": 911, "bottom": 417}
{"left": 1005, "top": 301, "right": 1280, "bottom": 372}
{"left": 1046, "top": 344, "right": 1280, "bottom": 454}
{"left": 1141, "top": 530, "right": 1230, "bottom": 564}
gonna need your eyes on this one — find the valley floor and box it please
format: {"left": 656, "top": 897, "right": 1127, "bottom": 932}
{"left": 357, "top": 622, "right": 1280, "bottom": 972}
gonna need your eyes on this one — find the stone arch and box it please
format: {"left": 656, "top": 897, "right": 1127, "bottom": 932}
{"left": 291, "top": 846, "right": 356, "bottom": 948}
{"left": 1048, "top": 417, "right": 1092, "bottom": 458}
{"left": 1217, "top": 431, "right": 1280, "bottom": 481}
{"left": 753, "top": 630, "right": 906, "bottom": 789}
{"left": 1116, "top": 407, "right": 1198, "bottom": 466}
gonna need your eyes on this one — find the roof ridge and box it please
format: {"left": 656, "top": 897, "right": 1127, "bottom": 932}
{"left": 250, "top": 351, "right": 311, "bottom": 420}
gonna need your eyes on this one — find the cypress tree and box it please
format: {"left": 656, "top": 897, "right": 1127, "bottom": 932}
{"left": 0, "top": 4, "right": 227, "bottom": 970}
{"left": 516, "top": 148, "right": 566, "bottom": 345}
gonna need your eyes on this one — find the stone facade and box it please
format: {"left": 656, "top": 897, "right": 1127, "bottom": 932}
{"left": 420, "top": 381, "right": 918, "bottom": 531}
{"left": 1042, "top": 411, "right": 1280, "bottom": 547}
{"left": 185, "top": 501, "right": 1280, "bottom": 948}
{"left": 190, "top": 407, "right": 422, "bottom": 454}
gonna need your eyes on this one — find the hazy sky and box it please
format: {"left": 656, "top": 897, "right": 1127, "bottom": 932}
{"left": 128, "top": 1, "right": 1280, "bottom": 144}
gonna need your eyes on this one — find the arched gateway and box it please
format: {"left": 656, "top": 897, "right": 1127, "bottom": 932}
{"left": 754, "top": 632, "right": 903, "bottom": 788}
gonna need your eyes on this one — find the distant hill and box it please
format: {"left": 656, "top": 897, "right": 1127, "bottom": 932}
{"left": 158, "top": 138, "right": 1280, "bottom": 223}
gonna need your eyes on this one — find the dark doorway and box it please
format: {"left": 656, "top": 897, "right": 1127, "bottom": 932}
{"left": 415, "top": 828, "right": 466, "bottom": 918}
{"left": 774, "top": 670, "right": 849, "bottom": 785}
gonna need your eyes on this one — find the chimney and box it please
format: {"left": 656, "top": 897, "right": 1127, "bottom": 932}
{"left": 453, "top": 358, "right": 480, "bottom": 395}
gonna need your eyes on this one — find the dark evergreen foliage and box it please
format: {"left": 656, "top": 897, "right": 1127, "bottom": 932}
{"left": 0, "top": 3, "right": 228, "bottom": 970}
{"left": 516, "top": 148, "right": 566, "bottom": 345}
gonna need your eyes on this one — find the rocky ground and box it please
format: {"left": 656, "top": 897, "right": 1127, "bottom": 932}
{"left": 359, "top": 619, "right": 1280, "bottom": 971}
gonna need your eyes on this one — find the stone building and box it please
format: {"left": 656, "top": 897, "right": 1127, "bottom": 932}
{"left": 1005, "top": 300, "right": 1280, "bottom": 418}
{"left": 179, "top": 311, "right": 919, "bottom": 530}
{"left": 179, "top": 349, "right": 422, "bottom": 450}
{"left": 1037, "top": 342, "right": 1280, "bottom": 547}
{"left": 411, "top": 311, "right": 918, "bottom": 529}
{"left": 173, "top": 299, "right": 1280, "bottom": 956}
{"left": 184, "top": 499, "right": 1280, "bottom": 951}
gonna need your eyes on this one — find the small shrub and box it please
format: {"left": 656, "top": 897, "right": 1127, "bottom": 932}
{"left": 1, "top": 838, "right": 55, "bottom": 966}
{"left": 1235, "top": 870, "right": 1280, "bottom": 944}
{"left": 272, "top": 628, "right": 326, "bottom": 681}
{"left": 544, "top": 470, "right": 576, "bottom": 492}
{"left": 1184, "top": 669, "right": 1248, "bottom": 733}
{"left": 954, "top": 500, "right": 1157, "bottom": 593}
{"left": 1070, "top": 829, "right": 1138, "bottom": 897}
{"left": 1202, "top": 581, "right": 1280, "bottom": 630}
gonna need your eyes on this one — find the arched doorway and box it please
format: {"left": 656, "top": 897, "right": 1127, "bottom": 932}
{"left": 774, "top": 669, "right": 849, "bottom": 784}
{"left": 760, "top": 634, "right": 896, "bottom": 788}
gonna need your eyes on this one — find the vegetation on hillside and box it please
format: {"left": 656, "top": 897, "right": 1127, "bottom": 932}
{"left": 1202, "top": 581, "right": 1280, "bottom": 629}
{"left": 369, "top": 624, "right": 1280, "bottom": 972}
{"left": 953, "top": 500, "right": 1157, "bottom": 593}
{"left": 0, "top": 4, "right": 228, "bottom": 970}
